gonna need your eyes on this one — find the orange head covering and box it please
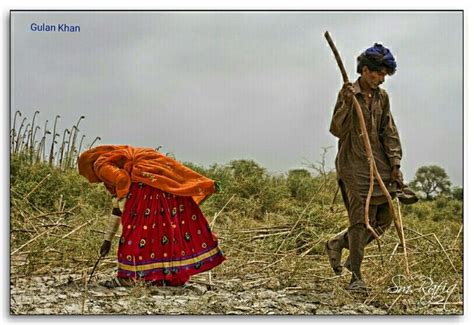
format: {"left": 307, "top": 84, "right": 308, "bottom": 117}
{"left": 78, "top": 145, "right": 216, "bottom": 205}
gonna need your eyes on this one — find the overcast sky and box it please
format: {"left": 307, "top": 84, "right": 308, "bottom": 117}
{"left": 11, "top": 11, "right": 463, "bottom": 185}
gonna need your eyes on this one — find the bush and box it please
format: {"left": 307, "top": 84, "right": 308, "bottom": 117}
{"left": 11, "top": 154, "right": 109, "bottom": 212}
{"left": 405, "top": 196, "right": 462, "bottom": 222}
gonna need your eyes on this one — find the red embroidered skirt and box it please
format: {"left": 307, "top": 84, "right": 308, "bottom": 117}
{"left": 116, "top": 182, "right": 225, "bottom": 285}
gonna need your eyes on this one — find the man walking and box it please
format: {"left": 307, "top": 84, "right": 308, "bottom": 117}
{"left": 326, "top": 44, "right": 403, "bottom": 291}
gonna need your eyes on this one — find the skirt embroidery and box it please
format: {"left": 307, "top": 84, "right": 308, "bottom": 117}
{"left": 116, "top": 182, "right": 225, "bottom": 285}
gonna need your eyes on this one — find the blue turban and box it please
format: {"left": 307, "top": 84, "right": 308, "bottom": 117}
{"left": 364, "top": 43, "right": 397, "bottom": 71}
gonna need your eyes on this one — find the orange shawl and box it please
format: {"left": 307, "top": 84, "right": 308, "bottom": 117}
{"left": 78, "top": 145, "right": 216, "bottom": 205}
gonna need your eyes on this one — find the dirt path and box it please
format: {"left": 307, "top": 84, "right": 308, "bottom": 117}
{"left": 10, "top": 270, "right": 386, "bottom": 315}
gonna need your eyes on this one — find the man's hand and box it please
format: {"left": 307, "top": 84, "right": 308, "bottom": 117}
{"left": 341, "top": 82, "right": 355, "bottom": 106}
{"left": 390, "top": 165, "right": 402, "bottom": 187}
{"left": 100, "top": 240, "right": 111, "bottom": 257}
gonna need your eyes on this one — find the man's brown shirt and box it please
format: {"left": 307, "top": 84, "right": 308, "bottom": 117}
{"left": 330, "top": 78, "right": 402, "bottom": 200}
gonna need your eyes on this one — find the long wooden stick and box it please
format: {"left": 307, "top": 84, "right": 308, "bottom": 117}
{"left": 324, "top": 31, "right": 409, "bottom": 275}
{"left": 210, "top": 194, "right": 236, "bottom": 228}
{"left": 324, "top": 31, "right": 378, "bottom": 240}
{"left": 23, "top": 173, "right": 51, "bottom": 200}
{"left": 393, "top": 194, "right": 409, "bottom": 273}
{"left": 88, "top": 255, "right": 102, "bottom": 285}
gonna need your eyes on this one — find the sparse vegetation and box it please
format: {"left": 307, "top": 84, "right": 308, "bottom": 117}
{"left": 11, "top": 110, "right": 97, "bottom": 170}
{"left": 10, "top": 113, "right": 463, "bottom": 315}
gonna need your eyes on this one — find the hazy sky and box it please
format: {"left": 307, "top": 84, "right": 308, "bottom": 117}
{"left": 11, "top": 11, "right": 463, "bottom": 185}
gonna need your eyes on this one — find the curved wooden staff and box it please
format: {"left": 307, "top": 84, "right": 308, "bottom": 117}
{"left": 324, "top": 31, "right": 409, "bottom": 275}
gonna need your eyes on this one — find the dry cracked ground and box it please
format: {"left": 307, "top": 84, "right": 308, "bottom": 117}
{"left": 11, "top": 269, "right": 388, "bottom": 315}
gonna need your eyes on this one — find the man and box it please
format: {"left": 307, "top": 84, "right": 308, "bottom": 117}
{"left": 326, "top": 43, "right": 404, "bottom": 291}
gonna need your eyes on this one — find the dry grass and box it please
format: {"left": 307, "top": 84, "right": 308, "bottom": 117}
{"left": 209, "top": 202, "right": 463, "bottom": 315}
{"left": 10, "top": 151, "right": 463, "bottom": 315}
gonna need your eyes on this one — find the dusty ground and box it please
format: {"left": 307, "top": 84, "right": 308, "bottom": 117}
{"left": 10, "top": 215, "right": 463, "bottom": 315}
{"left": 11, "top": 268, "right": 389, "bottom": 315}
